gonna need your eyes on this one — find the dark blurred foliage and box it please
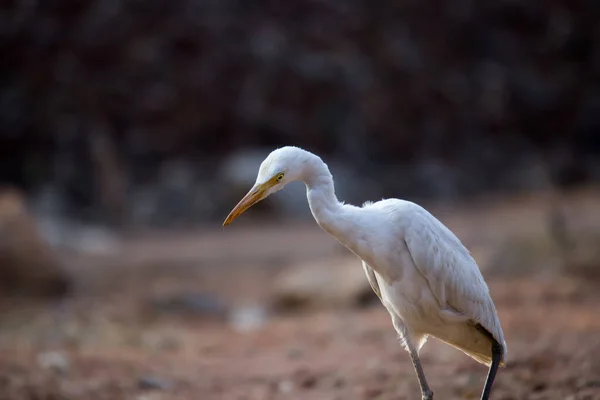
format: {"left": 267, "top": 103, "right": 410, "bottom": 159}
{"left": 0, "top": 0, "right": 599, "bottom": 225}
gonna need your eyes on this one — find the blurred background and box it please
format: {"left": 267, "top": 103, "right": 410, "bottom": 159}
{"left": 1, "top": 1, "right": 599, "bottom": 399}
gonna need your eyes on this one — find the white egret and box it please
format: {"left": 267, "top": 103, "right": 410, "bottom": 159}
{"left": 223, "top": 146, "right": 506, "bottom": 400}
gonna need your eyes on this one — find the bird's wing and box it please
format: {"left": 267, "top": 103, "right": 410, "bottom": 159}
{"left": 402, "top": 210, "right": 505, "bottom": 351}
{"left": 362, "top": 261, "right": 382, "bottom": 301}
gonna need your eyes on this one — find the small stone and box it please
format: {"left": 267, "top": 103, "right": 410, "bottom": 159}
{"left": 532, "top": 381, "right": 546, "bottom": 392}
{"left": 271, "top": 257, "right": 376, "bottom": 311}
{"left": 277, "top": 379, "right": 294, "bottom": 393}
{"left": 150, "top": 292, "right": 228, "bottom": 318}
{"left": 228, "top": 304, "right": 269, "bottom": 333}
{"left": 36, "top": 351, "right": 69, "bottom": 375}
{"left": 138, "top": 375, "right": 174, "bottom": 391}
{"left": 295, "top": 370, "right": 317, "bottom": 389}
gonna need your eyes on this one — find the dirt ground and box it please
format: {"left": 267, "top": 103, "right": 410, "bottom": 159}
{"left": 1, "top": 191, "right": 600, "bottom": 400}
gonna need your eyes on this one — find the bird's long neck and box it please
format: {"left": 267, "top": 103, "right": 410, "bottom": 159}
{"left": 303, "top": 154, "right": 356, "bottom": 247}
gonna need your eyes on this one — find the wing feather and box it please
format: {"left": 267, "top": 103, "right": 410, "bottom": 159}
{"left": 362, "top": 261, "right": 382, "bottom": 301}
{"left": 402, "top": 207, "right": 507, "bottom": 356}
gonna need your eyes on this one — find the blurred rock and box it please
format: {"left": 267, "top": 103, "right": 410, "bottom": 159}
{"left": 0, "top": 187, "right": 71, "bottom": 298}
{"left": 271, "top": 257, "right": 377, "bottom": 311}
{"left": 149, "top": 292, "right": 228, "bottom": 318}
{"left": 277, "top": 379, "right": 295, "bottom": 394}
{"left": 228, "top": 304, "right": 269, "bottom": 333}
{"left": 292, "top": 368, "right": 318, "bottom": 389}
{"left": 138, "top": 375, "right": 174, "bottom": 391}
{"left": 35, "top": 216, "right": 121, "bottom": 256}
{"left": 36, "top": 351, "right": 69, "bottom": 375}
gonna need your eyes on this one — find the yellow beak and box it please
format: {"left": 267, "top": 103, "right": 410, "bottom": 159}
{"left": 222, "top": 183, "right": 270, "bottom": 227}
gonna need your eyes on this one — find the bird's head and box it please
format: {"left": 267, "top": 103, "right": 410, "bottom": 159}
{"left": 222, "top": 146, "right": 308, "bottom": 226}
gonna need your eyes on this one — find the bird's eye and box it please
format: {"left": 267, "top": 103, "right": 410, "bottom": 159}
{"left": 276, "top": 173, "right": 285, "bottom": 182}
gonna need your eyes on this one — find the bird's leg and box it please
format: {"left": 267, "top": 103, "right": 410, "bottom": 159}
{"left": 480, "top": 339, "right": 504, "bottom": 400}
{"left": 391, "top": 315, "right": 433, "bottom": 400}
{"left": 405, "top": 336, "right": 434, "bottom": 400}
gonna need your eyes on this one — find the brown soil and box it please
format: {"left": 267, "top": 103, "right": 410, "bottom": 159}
{"left": 1, "top": 191, "right": 600, "bottom": 400}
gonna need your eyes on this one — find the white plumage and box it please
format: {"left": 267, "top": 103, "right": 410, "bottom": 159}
{"left": 223, "top": 146, "right": 507, "bottom": 400}
{"left": 362, "top": 199, "right": 506, "bottom": 363}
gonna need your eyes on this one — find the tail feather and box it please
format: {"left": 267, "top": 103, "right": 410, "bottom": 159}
{"left": 431, "top": 323, "right": 506, "bottom": 368}
{"left": 447, "top": 342, "right": 505, "bottom": 368}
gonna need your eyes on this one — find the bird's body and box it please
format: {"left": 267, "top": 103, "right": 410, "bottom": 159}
{"left": 357, "top": 200, "right": 505, "bottom": 365}
{"left": 223, "top": 146, "right": 506, "bottom": 400}
{"left": 311, "top": 187, "right": 506, "bottom": 366}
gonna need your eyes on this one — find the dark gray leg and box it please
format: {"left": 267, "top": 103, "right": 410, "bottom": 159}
{"left": 405, "top": 335, "right": 434, "bottom": 400}
{"left": 480, "top": 340, "right": 503, "bottom": 400}
{"left": 392, "top": 315, "right": 433, "bottom": 400}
